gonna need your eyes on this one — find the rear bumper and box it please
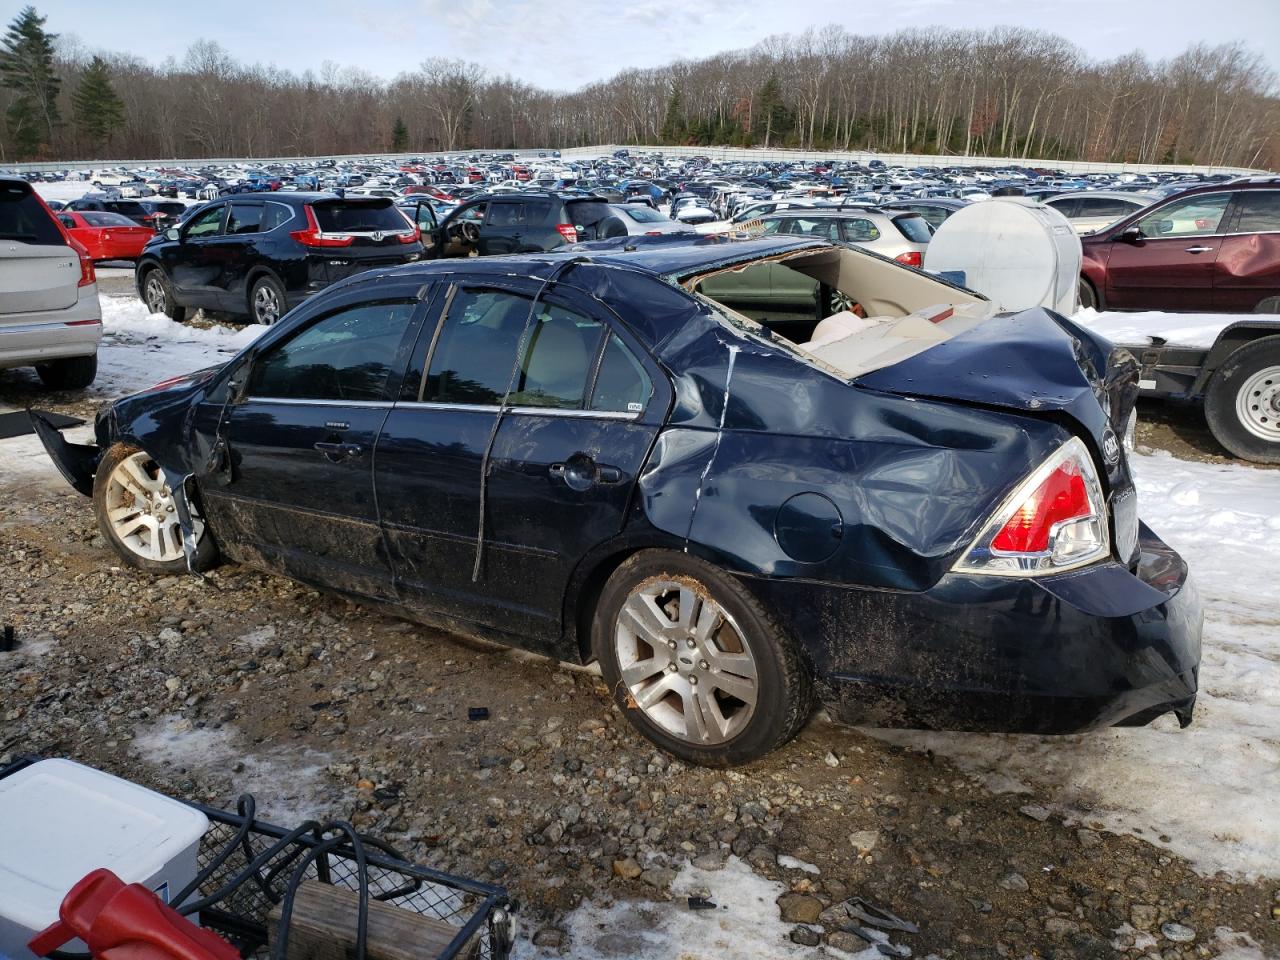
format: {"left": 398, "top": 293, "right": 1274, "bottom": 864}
{"left": 747, "top": 522, "right": 1202, "bottom": 734}
{"left": 0, "top": 285, "right": 102, "bottom": 370}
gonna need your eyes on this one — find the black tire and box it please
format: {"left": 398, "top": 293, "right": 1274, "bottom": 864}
{"left": 1254, "top": 296, "right": 1280, "bottom": 314}
{"left": 1078, "top": 276, "right": 1099, "bottom": 311}
{"left": 1204, "top": 336, "right": 1280, "bottom": 464}
{"left": 592, "top": 549, "right": 813, "bottom": 767}
{"left": 249, "top": 274, "right": 286, "bottom": 325}
{"left": 36, "top": 353, "right": 97, "bottom": 390}
{"left": 93, "top": 442, "right": 220, "bottom": 574}
{"left": 141, "top": 266, "right": 186, "bottom": 322}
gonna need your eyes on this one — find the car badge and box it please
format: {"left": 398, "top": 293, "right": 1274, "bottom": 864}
{"left": 372, "top": 231, "right": 384, "bottom": 241}
{"left": 1102, "top": 430, "right": 1121, "bottom": 464}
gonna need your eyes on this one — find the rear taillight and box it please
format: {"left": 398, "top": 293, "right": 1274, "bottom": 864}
{"left": 952, "top": 437, "right": 1110, "bottom": 577}
{"left": 70, "top": 238, "right": 95, "bottom": 287}
{"left": 555, "top": 223, "right": 579, "bottom": 243}
{"left": 290, "top": 205, "right": 354, "bottom": 247}
{"left": 894, "top": 251, "right": 923, "bottom": 268}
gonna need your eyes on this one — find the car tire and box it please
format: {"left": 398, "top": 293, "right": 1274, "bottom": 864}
{"left": 93, "top": 442, "right": 219, "bottom": 574}
{"left": 141, "top": 267, "right": 186, "bottom": 323}
{"left": 1204, "top": 336, "right": 1280, "bottom": 464}
{"left": 1254, "top": 296, "right": 1280, "bottom": 314}
{"left": 592, "top": 549, "right": 813, "bottom": 767}
{"left": 1078, "top": 277, "right": 1099, "bottom": 311}
{"left": 249, "top": 274, "right": 286, "bottom": 325}
{"left": 35, "top": 354, "right": 97, "bottom": 390}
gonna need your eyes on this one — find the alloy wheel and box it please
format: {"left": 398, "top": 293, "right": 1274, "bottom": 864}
{"left": 613, "top": 578, "right": 758, "bottom": 746}
{"left": 103, "top": 452, "right": 200, "bottom": 563}
{"left": 1235, "top": 364, "right": 1280, "bottom": 443}
{"left": 254, "top": 284, "right": 281, "bottom": 324}
{"left": 144, "top": 273, "right": 167, "bottom": 314}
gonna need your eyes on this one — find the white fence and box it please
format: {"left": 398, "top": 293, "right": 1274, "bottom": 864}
{"left": 4, "top": 145, "right": 1270, "bottom": 177}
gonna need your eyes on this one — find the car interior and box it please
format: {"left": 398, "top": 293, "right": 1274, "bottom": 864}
{"left": 688, "top": 246, "right": 993, "bottom": 379}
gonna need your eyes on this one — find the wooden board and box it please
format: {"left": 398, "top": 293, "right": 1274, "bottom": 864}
{"left": 266, "top": 881, "right": 477, "bottom": 960}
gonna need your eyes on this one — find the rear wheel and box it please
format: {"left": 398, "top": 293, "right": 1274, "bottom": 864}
{"left": 1078, "top": 277, "right": 1099, "bottom": 311}
{"left": 36, "top": 354, "right": 97, "bottom": 390}
{"left": 249, "top": 275, "right": 286, "bottom": 325}
{"left": 1254, "top": 296, "right": 1280, "bottom": 314}
{"left": 141, "top": 267, "right": 186, "bottom": 322}
{"left": 592, "top": 550, "right": 813, "bottom": 767}
{"left": 93, "top": 443, "right": 218, "bottom": 573}
{"left": 1204, "top": 336, "right": 1280, "bottom": 464}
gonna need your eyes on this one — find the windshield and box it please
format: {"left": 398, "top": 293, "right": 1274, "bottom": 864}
{"left": 621, "top": 206, "right": 666, "bottom": 223}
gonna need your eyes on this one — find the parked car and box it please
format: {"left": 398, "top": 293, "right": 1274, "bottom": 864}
{"left": 879, "top": 197, "right": 969, "bottom": 230}
{"left": 759, "top": 207, "right": 932, "bottom": 265}
{"left": 1079, "top": 180, "right": 1280, "bottom": 313}
{"left": 55, "top": 210, "right": 154, "bottom": 262}
{"left": 1043, "top": 191, "right": 1158, "bottom": 234}
{"left": 603, "top": 203, "right": 697, "bottom": 236}
{"left": 427, "top": 192, "right": 616, "bottom": 257}
{"left": 138, "top": 200, "right": 188, "bottom": 233}
{"left": 133, "top": 193, "right": 424, "bottom": 325}
{"left": 0, "top": 177, "right": 101, "bottom": 389}
{"left": 34, "top": 234, "right": 1200, "bottom": 765}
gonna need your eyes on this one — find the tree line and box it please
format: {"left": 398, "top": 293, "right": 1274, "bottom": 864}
{"left": 2, "top": 5, "right": 1277, "bottom": 169}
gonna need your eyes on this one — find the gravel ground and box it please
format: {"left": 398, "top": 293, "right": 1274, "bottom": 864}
{"left": 1, "top": 300, "right": 1277, "bottom": 958}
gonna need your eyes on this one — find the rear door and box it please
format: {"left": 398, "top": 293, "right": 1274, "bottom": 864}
{"left": 0, "top": 180, "right": 79, "bottom": 320}
{"left": 1104, "top": 192, "right": 1230, "bottom": 310}
{"left": 1214, "top": 189, "right": 1280, "bottom": 312}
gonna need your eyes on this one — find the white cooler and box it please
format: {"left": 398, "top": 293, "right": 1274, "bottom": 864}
{"left": 0, "top": 758, "right": 209, "bottom": 959}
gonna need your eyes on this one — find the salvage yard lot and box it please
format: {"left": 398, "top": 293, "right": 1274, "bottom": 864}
{"left": 2, "top": 298, "right": 1278, "bottom": 958}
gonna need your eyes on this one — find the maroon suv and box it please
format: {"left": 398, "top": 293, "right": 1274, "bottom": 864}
{"left": 1080, "top": 180, "right": 1280, "bottom": 313}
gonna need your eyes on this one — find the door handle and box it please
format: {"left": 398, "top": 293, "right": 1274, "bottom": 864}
{"left": 549, "top": 456, "right": 625, "bottom": 490}
{"left": 1184, "top": 245, "right": 1214, "bottom": 254}
{"left": 314, "top": 441, "right": 363, "bottom": 463}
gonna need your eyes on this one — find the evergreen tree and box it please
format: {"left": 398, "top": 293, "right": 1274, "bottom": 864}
{"left": 660, "top": 86, "right": 685, "bottom": 144}
{"left": 391, "top": 116, "right": 408, "bottom": 152}
{"left": 754, "top": 73, "right": 792, "bottom": 148}
{"left": 0, "top": 6, "right": 60, "bottom": 156}
{"left": 72, "top": 56, "right": 125, "bottom": 149}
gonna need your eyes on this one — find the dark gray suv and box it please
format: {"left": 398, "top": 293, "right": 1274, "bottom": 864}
{"left": 428, "top": 192, "right": 615, "bottom": 258}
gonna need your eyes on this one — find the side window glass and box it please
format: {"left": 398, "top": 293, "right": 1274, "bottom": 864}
{"left": 58, "top": 214, "right": 75, "bottom": 229}
{"left": 227, "top": 204, "right": 263, "bottom": 235}
{"left": 185, "top": 205, "right": 225, "bottom": 239}
{"left": 758, "top": 218, "right": 787, "bottom": 235}
{"left": 1233, "top": 191, "right": 1280, "bottom": 233}
{"left": 843, "top": 219, "right": 881, "bottom": 242}
{"left": 261, "top": 203, "right": 293, "bottom": 232}
{"left": 590, "top": 334, "right": 652, "bottom": 414}
{"left": 1139, "top": 193, "right": 1230, "bottom": 238}
{"left": 248, "top": 302, "right": 416, "bottom": 402}
{"left": 456, "top": 203, "right": 487, "bottom": 224}
{"left": 423, "top": 289, "right": 602, "bottom": 409}
{"left": 485, "top": 203, "right": 522, "bottom": 228}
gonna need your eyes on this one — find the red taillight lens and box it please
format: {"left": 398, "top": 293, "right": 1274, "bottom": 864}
{"left": 70, "top": 238, "right": 95, "bottom": 287}
{"left": 556, "top": 223, "right": 579, "bottom": 243}
{"left": 290, "top": 205, "right": 354, "bottom": 247}
{"left": 894, "top": 251, "right": 923, "bottom": 268}
{"left": 990, "top": 460, "right": 1092, "bottom": 554}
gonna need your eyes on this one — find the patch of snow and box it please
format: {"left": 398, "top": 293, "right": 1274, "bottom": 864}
{"left": 132, "top": 715, "right": 333, "bottom": 826}
{"left": 513, "top": 855, "right": 890, "bottom": 959}
{"left": 235, "top": 625, "right": 278, "bottom": 649}
{"left": 870, "top": 449, "right": 1280, "bottom": 880}
{"left": 1211, "top": 927, "right": 1269, "bottom": 960}
{"left": 92, "top": 297, "right": 266, "bottom": 399}
{"left": 1071, "top": 306, "right": 1238, "bottom": 350}
{"left": 777, "top": 854, "right": 820, "bottom": 874}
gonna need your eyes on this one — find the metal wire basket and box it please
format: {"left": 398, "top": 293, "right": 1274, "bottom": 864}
{"left": 190, "top": 802, "right": 515, "bottom": 960}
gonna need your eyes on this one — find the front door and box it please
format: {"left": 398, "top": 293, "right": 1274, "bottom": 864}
{"left": 201, "top": 295, "right": 424, "bottom": 599}
{"left": 375, "top": 280, "right": 665, "bottom": 648}
{"left": 169, "top": 203, "right": 229, "bottom": 308}
{"left": 1104, "top": 192, "right": 1231, "bottom": 311}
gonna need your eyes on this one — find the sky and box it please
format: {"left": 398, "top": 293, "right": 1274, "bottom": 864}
{"left": 30, "top": 0, "right": 1280, "bottom": 92}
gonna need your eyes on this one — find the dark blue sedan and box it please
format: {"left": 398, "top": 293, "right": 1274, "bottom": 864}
{"left": 34, "top": 234, "right": 1202, "bottom": 766}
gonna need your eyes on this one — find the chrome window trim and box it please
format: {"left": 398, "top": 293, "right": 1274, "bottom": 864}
{"left": 243, "top": 397, "right": 393, "bottom": 408}
{"left": 393, "top": 400, "right": 639, "bottom": 421}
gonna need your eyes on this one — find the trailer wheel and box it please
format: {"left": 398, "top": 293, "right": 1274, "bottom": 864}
{"left": 1204, "top": 336, "right": 1280, "bottom": 464}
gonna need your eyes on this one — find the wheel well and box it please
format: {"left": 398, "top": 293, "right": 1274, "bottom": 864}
{"left": 244, "top": 268, "right": 284, "bottom": 311}
{"left": 569, "top": 547, "right": 637, "bottom": 664}
{"left": 1079, "top": 274, "right": 1101, "bottom": 308}
{"left": 1197, "top": 328, "right": 1280, "bottom": 395}
{"left": 135, "top": 260, "right": 162, "bottom": 296}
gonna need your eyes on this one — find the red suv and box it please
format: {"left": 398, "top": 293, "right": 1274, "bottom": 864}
{"left": 1080, "top": 180, "right": 1280, "bottom": 313}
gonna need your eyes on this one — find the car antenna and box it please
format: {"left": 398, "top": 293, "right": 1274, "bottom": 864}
{"left": 471, "top": 256, "right": 588, "bottom": 582}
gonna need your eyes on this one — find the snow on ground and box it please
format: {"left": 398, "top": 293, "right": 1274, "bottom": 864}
{"left": 1072, "top": 306, "right": 1237, "bottom": 349}
{"left": 873, "top": 449, "right": 1280, "bottom": 880}
{"left": 93, "top": 297, "right": 265, "bottom": 398}
{"left": 132, "top": 714, "right": 333, "bottom": 825}
{"left": 513, "top": 855, "right": 889, "bottom": 960}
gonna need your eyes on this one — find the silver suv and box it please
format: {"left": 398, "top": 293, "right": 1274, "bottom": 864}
{"left": 756, "top": 206, "right": 932, "bottom": 266}
{"left": 0, "top": 178, "right": 102, "bottom": 389}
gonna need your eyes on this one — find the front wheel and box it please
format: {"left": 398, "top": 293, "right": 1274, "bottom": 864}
{"left": 93, "top": 443, "right": 218, "bottom": 573}
{"left": 141, "top": 267, "right": 186, "bottom": 322}
{"left": 1078, "top": 277, "right": 1099, "bottom": 311}
{"left": 592, "top": 550, "right": 813, "bottom": 767}
{"left": 1204, "top": 336, "right": 1280, "bottom": 464}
